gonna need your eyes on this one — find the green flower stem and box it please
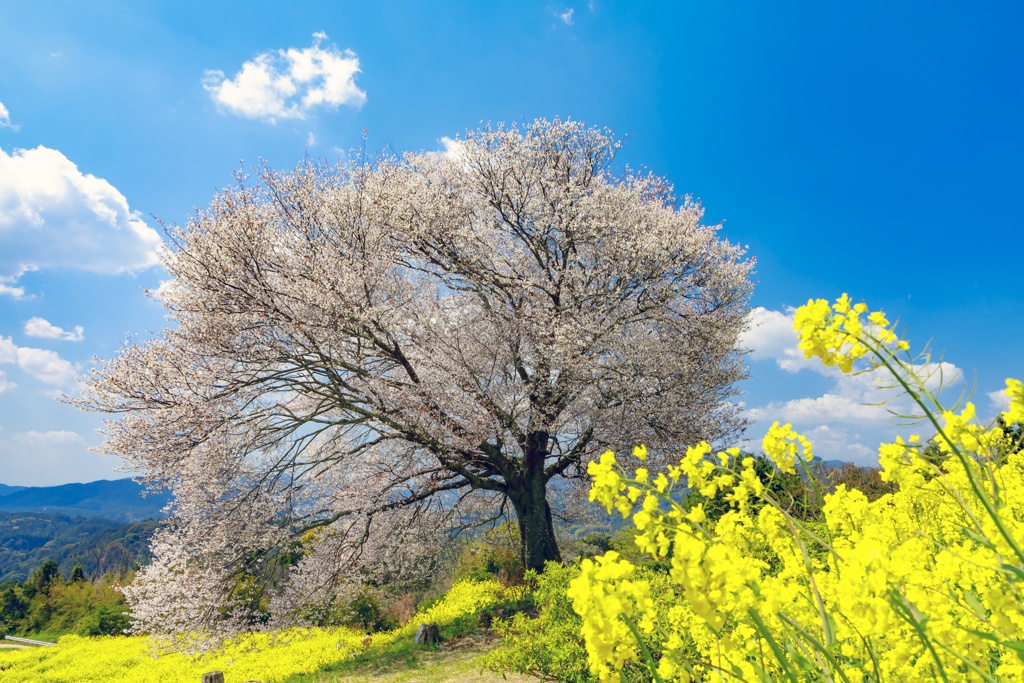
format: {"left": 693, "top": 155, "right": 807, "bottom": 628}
{"left": 861, "top": 332, "right": 1024, "bottom": 568}
{"left": 622, "top": 614, "right": 666, "bottom": 683}
{"left": 776, "top": 613, "right": 853, "bottom": 683}
{"left": 747, "top": 609, "right": 801, "bottom": 683}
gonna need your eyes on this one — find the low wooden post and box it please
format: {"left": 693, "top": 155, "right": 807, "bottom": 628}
{"left": 201, "top": 672, "right": 224, "bottom": 683}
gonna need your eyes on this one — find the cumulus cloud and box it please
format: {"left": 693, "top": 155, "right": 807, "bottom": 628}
{"left": 0, "top": 102, "right": 18, "bottom": 130}
{"left": 741, "top": 307, "right": 967, "bottom": 465}
{"left": 307, "top": 132, "right": 316, "bottom": 147}
{"left": 0, "top": 145, "right": 163, "bottom": 281}
{"left": 203, "top": 33, "right": 366, "bottom": 123}
{"left": 741, "top": 306, "right": 823, "bottom": 373}
{"left": 13, "top": 348, "right": 77, "bottom": 385}
{"left": 25, "top": 317, "right": 84, "bottom": 342}
{"left": 749, "top": 361, "right": 963, "bottom": 427}
{"left": 749, "top": 394, "right": 888, "bottom": 423}
{"left": 558, "top": 8, "right": 575, "bottom": 24}
{"left": 0, "top": 335, "right": 78, "bottom": 386}
{"left": 0, "top": 370, "right": 15, "bottom": 393}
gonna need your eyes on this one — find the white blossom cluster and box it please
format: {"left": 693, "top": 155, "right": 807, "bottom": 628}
{"left": 75, "top": 118, "right": 753, "bottom": 650}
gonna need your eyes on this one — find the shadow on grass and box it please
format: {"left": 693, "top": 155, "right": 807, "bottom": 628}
{"left": 276, "top": 613, "right": 495, "bottom": 683}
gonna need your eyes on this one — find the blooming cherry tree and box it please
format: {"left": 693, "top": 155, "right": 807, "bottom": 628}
{"left": 76, "top": 118, "right": 753, "bottom": 644}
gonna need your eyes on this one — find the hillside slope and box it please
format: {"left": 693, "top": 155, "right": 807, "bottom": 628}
{"left": 0, "top": 511, "right": 157, "bottom": 583}
{"left": 0, "top": 479, "right": 170, "bottom": 523}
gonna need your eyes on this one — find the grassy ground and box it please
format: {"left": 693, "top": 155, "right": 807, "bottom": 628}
{"left": 277, "top": 630, "right": 537, "bottom": 683}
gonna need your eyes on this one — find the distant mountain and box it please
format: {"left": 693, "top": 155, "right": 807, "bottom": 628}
{"left": 0, "top": 479, "right": 171, "bottom": 523}
{"left": 818, "top": 459, "right": 853, "bottom": 469}
{"left": 0, "top": 510, "right": 158, "bottom": 583}
{"left": 810, "top": 457, "right": 854, "bottom": 470}
{"left": 0, "top": 484, "right": 27, "bottom": 497}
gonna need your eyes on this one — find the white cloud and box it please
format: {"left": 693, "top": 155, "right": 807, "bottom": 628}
{"left": 0, "top": 282, "right": 28, "bottom": 299}
{"left": 307, "top": 132, "right": 317, "bottom": 147}
{"left": 25, "top": 317, "right": 84, "bottom": 342}
{"left": 14, "top": 348, "right": 77, "bottom": 385}
{"left": 150, "top": 279, "right": 176, "bottom": 303}
{"left": 17, "top": 430, "right": 85, "bottom": 446}
{"left": 0, "top": 336, "right": 15, "bottom": 364}
{"left": 558, "top": 8, "right": 575, "bottom": 24}
{"left": 204, "top": 33, "right": 366, "bottom": 123}
{"left": 428, "top": 137, "right": 472, "bottom": 172}
{"left": 740, "top": 306, "right": 967, "bottom": 466}
{"left": 988, "top": 387, "right": 1011, "bottom": 412}
{"left": 0, "top": 102, "right": 18, "bottom": 130}
{"left": 0, "top": 335, "right": 78, "bottom": 386}
{"left": 0, "top": 370, "right": 15, "bottom": 393}
{"left": 803, "top": 425, "right": 877, "bottom": 465}
{"left": 741, "top": 306, "right": 827, "bottom": 374}
{"left": 0, "top": 264, "right": 37, "bottom": 301}
{"left": 0, "top": 145, "right": 163, "bottom": 281}
{"left": 749, "top": 394, "right": 889, "bottom": 423}
{"left": 438, "top": 136, "right": 467, "bottom": 160}
{"left": 748, "top": 360, "right": 963, "bottom": 428}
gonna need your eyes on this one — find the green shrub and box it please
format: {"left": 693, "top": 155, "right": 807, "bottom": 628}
{"left": 483, "top": 562, "right": 684, "bottom": 683}
{"left": 344, "top": 592, "right": 399, "bottom": 633}
{"left": 483, "top": 563, "right": 594, "bottom": 683}
{"left": 581, "top": 532, "right": 614, "bottom": 553}
{"left": 452, "top": 522, "right": 525, "bottom": 586}
{"left": 76, "top": 603, "right": 131, "bottom": 636}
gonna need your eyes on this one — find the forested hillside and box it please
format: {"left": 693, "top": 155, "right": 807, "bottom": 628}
{"left": 0, "top": 511, "right": 157, "bottom": 583}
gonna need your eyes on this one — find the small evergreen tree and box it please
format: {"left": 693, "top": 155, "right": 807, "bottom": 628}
{"left": 68, "top": 565, "right": 86, "bottom": 584}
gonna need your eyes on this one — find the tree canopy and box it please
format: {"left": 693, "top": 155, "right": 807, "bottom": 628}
{"left": 77, "top": 118, "right": 754, "bottom": 648}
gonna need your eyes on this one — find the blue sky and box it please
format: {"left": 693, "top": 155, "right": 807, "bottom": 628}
{"left": 1, "top": 1, "right": 1021, "bottom": 485}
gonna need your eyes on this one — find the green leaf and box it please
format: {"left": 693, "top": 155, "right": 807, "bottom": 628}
{"left": 824, "top": 612, "right": 839, "bottom": 649}
{"left": 1000, "top": 564, "right": 1024, "bottom": 583}
{"left": 962, "top": 528, "right": 996, "bottom": 550}
{"left": 749, "top": 661, "right": 773, "bottom": 683}
{"left": 961, "top": 628, "right": 1024, "bottom": 664}
{"left": 963, "top": 590, "right": 986, "bottom": 615}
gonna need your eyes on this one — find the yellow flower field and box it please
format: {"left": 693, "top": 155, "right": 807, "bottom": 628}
{"left": 0, "top": 579, "right": 519, "bottom": 683}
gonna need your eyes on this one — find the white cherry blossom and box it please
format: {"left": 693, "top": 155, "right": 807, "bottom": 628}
{"left": 75, "top": 118, "right": 754, "bottom": 649}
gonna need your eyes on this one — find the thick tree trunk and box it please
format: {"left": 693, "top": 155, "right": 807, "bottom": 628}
{"left": 509, "top": 465, "right": 562, "bottom": 573}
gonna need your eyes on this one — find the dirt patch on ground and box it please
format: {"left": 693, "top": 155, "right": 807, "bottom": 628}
{"left": 301, "top": 632, "right": 537, "bottom": 683}
{"left": 0, "top": 643, "right": 29, "bottom": 650}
